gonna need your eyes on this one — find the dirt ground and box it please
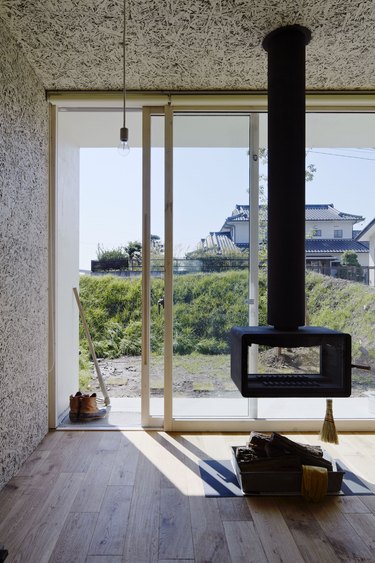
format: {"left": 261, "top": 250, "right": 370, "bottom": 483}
{"left": 89, "top": 355, "right": 238, "bottom": 398}
{"left": 88, "top": 350, "right": 374, "bottom": 399}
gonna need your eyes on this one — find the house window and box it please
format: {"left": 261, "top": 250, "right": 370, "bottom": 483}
{"left": 312, "top": 229, "right": 321, "bottom": 237}
{"left": 334, "top": 229, "right": 343, "bottom": 238}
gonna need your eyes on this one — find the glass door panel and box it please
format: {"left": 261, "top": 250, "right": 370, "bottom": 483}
{"left": 257, "top": 111, "right": 375, "bottom": 421}
{"left": 141, "top": 108, "right": 165, "bottom": 426}
{"left": 149, "top": 113, "right": 165, "bottom": 418}
{"left": 171, "top": 113, "right": 253, "bottom": 419}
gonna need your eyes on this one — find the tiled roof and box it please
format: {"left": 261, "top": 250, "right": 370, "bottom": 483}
{"left": 225, "top": 205, "right": 250, "bottom": 223}
{"left": 224, "top": 204, "right": 364, "bottom": 224}
{"left": 205, "top": 232, "right": 241, "bottom": 254}
{"left": 305, "top": 239, "right": 369, "bottom": 254}
{"left": 305, "top": 204, "right": 364, "bottom": 223}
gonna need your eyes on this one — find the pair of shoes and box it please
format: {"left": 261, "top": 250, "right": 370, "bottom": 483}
{"left": 69, "top": 392, "right": 107, "bottom": 422}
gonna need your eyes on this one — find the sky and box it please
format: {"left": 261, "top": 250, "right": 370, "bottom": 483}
{"left": 79, "top": 145, "right": 375, "bottom": 271}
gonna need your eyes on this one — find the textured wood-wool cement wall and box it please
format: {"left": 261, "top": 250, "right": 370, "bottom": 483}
{"left": 0, "top": 20, "right": 49, "bottom": 490}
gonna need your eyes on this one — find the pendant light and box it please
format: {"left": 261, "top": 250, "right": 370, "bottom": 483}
{"left": 118, "top": 0, "right": 130, "bottom": 156}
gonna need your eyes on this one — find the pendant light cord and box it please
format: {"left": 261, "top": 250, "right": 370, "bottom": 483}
{"left": 122, "top": 0, "right": 127, "bottom": 129}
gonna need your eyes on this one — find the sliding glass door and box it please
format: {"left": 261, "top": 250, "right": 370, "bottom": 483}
{"left": 142, "top": 107, "right": 375, "bottom": 431}
{"left": 257, "top": 112, "right": 375, "bottom": 423}
{"left": 142, "top": 108, "right": 261, "bottom": 429}
{"left": 170, "top": 113, "right": 254, "bottom": 422}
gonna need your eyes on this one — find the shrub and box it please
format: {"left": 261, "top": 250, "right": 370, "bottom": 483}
{"left": 195, "top": 338, "right": 228, "bottom": 354}
{"left": 96, "top": 244, "right": 127, "bottom": 261}
{"left": 120, "top": 321, "right": 142, "bottom": 355}
{"left": 79, "top": 347, "right": 92, "bottom": 391}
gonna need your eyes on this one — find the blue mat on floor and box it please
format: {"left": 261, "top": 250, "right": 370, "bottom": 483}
{"left": 198, "top": 459, "right": 375, "bottom": 497}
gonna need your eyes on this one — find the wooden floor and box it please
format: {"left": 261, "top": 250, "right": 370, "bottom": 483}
{"left": 1, "top": 431, "right": 375, "bottom": 563}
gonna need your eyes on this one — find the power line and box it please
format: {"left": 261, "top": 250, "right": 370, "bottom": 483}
{"left": 308, "top": 149, "right": 375, "bottom": 162}
{"left": 335, "top": 148, "right": 375, "bottom": 155}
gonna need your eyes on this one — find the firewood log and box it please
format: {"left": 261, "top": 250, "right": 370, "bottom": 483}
{"left": 269, "top": 433, "right": 332, "bottom": 470}
{"left": 241, "top": 431, "right": 332, "bottom": 471}
{"left": 236, "top": 448, "right": 302, "bottom": 472}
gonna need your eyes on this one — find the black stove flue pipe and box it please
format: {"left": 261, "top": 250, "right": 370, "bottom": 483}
{"left": 262, "top": 26, "right": 311, "bottom": 330}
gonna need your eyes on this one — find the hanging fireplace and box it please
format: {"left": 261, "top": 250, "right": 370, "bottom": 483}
{"left": 230, "top": 25, "right": 352, "bottom": 398}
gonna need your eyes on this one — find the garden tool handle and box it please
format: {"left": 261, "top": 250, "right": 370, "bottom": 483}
{"left": 73, "top": 287, "right": 110, "bottom": 406}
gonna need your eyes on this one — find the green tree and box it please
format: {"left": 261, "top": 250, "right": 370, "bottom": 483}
{"left": 339, "top": 250, "right": 363, "bottom": 282}
{"left": 125, "top": 240, "right": 142, "bottom": 260}
{"left": 257, "top": 149, "right": 316, "bottom": 264}
{"left": 150, "top": 234, "right": 164, "bottom": 260}
{"left": 341, "top": 250, "right": 360, "bottom": 266}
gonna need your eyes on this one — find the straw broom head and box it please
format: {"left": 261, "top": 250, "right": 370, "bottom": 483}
{"left": 320, "top": 399, "right": 339, "bottom": 444}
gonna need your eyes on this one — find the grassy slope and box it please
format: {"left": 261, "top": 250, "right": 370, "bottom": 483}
{"left": 79, "top": 271, "right": 375, "bottom": 369}
{"left": 306, "top": 272, "right": 375, "bottom": 363}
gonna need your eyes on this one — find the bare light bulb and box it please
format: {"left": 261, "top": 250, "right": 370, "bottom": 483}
{"left": 118, "top": 126, "right": 130, "bottom": 157}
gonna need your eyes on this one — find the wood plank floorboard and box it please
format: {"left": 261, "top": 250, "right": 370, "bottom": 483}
{"left": 36, "top": 429, "right": 63, "bottom": 451}
{"left": 49, "top": 512, "right": 98, "bottom": 563}
{"left": 1, "top": 431, "right": 375, "bottom": 562}
{"left": 277, "top": 497, "right": 341, "bottom": 563}
{"left": 158, "top": 560, "right": 194, "bottom": 563}
{"left": 0, "top": 480, "right": 57, "bottom": 558}
{"left": 70, "top": 450, "right": 118, "bottom": 513}
{"left": 97, "top": 431, "right": 123, "bottom": 452}
{"left": 85, "top": 557, "right": 122, "bottom": 563}
{"left": 189, "top": 496, "right": 232, "bottom": 562}
{"left": 223, "top": 520, "right": 268, "bottom": 563}
{"left": 88, "top": 485, "right": 132, "bottom": 556}
{"left": 246, "top": 497, "right": 305, "bottom": 562}
{"left": 70, "top": 431, "right": 105, "bottom": 473}
{"left": 308, "top": 496, "right": 374, "bottom": 561}
{"left": 12, "top": 472, "right": 85, "bottom": 563}
{"left": 344, "top": 512, "right": 375, "bottom": 552}
{"left": 43, "top": 431, "right": 86, "bottom": 474}
{"left": 158, "top": 487, "right": 194, "bottom": 560}
{"left": 108, "top": 435, "right": 140, "bottom": 486}
{"left": 359, "top": 494, "right": 375, "bottom": 515}
{"left": 122, "top": 447, "right": 161, "bottom": 562}
{"left": 216, "top": 497, "right": 253, "bottom": 521}
{"left": 0, "top": 468, "right": 61, "bottom": 533}
{"left": 15, "top": 449, "right": 50, "bottom": 477}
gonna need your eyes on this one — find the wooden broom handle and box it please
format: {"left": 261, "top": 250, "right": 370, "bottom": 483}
{"left": 73, "top": 287, "right": 110, "bottom": 406}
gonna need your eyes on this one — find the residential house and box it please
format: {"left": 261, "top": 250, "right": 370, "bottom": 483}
{"left": 304, "top": 204, "right": 368, "bottom": 270}
{"left": 202, "top": 203, "right": 369, "bottom": 269}
{"left": 357, "top": 217, "right": 375, "bottom": 286}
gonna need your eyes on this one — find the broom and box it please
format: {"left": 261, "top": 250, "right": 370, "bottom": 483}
{"left": 320, "top": 399, "right": 338, "bottom": 444}
{"left": 320, "top": 364, "right": 371, "bottom": 444}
